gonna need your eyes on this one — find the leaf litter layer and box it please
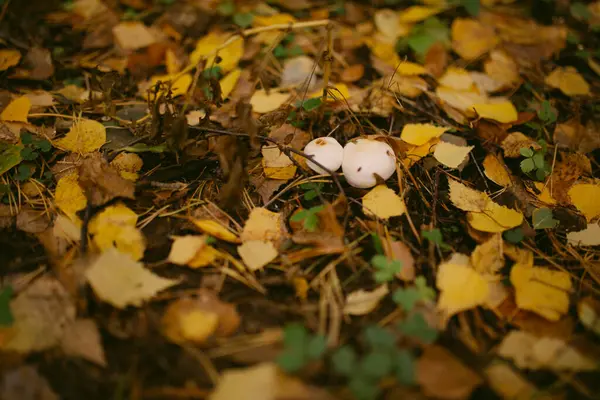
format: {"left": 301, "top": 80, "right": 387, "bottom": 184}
{"left": 1, "top": 0, "right": 600, "bottom": 399}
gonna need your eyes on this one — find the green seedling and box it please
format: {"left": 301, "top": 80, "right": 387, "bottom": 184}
{"left": 421, "top": 228, "right": 450, "bottom": 250}
{"left": 397, "top": 313, "right": 439, "bottom": 344}
{"left": 290, "top": 205, "right": 325, "bottom": 232}
{"left": 299, "top": 182, "right": 324, "bottom": 201}
{"left": 393, "top": 276, "right": 436, "bottom": 311}
{"left": 520, "top": 139, "right": 550, "bottom": 181}
{"left": 277, "top": 323, "right": 327, "bottom": 373}
{"left": 371, "top": 255, "right": 402, "bottom": 283}
{"left": 532, "top": 207, "right": 559, "bottom": 229}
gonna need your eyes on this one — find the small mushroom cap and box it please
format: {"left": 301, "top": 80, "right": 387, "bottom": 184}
{"left": 303, "top": 137, "right": 344, "bottom": 174}
{"left": 342, "top": 139, "right": 396, "bottom": 188}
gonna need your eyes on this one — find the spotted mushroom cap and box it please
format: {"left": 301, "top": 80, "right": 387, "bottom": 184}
{"left": 342, "top": 139, "right": 396, "bottom": 188}
{"left": 303, "top": 137, "right": 344, "bottom": 174}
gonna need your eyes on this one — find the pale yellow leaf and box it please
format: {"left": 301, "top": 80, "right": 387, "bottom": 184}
{"left": 54, "top": 119, "right": 106, "bottom": 153}
{"left": 472, "top": 101, "right": 518, "bottom": 123}
{"left": 438, "top": 67, "right": 474, "bottom": 91}
{"left": 220, "top": 68, "right": 241, "bottom": 99}
{"left": 435, "top": 86, "right": 487, "bottom": 115}
{"left": 399, "top": 6, "right": 443, "bottom": 23}
{"left": 250, "top": 90, "right": 290, "bottom": 114}
{"left": 433, "top": 141, "right": 474, "bottom": 169}
{"left": 471, "top": 234, "right": 504, "bottom": 275}
{"left": 147, "top": 73, "right": 192, "bottom": 98}
{"left": 89, "top": 203, "right": 145, "bottom": 260}
{"left": 362, "top": 185, "right": 406, "bottom": 219}
{"left": 401, "top": 123, "right": 448, "bottom": 146}
{"left": 241, "top": 207, "right": 284, "bottom": 243}
{"left": 112, "top": 22, "right": 157, "bottom": 51}
{"left": 485, "top": 362, "right": 538, "bottom": 400}
{"left": 567, "top": 223, "right": 600, "bottom": 247}
{"left": 86, "top": 248, "right": 179, "bottom": 309}
{"left": 374, "top": 9, "right": 408, "bottom": 42}
{"left": 448, "top": 179, "right": 489, "bottom": 212}
{"left": 545, "top": 66, "right": 590, "bottom": 96}
{"left": 0, "top": 49, "right": 21, "bottom": 71}
{"left": 238, "top": 240, "right": 278, "bottom": 271}
{"left": 262, "top": 145, "right": 297, "bottom": 180}
{"left": 0, "top": 96, "right": 31, "bottom": 123}
{"left": 344, "top": 285, "right": 389, "bottom": 316}
{"left": 168, "top": 235, "right": 209, "bottom": 265}
{"left": 60, "top": 319, "right": 106, "bottom": 366}
{"left": 568, "top": 182, "right": 600, "bottom": 221}
{"left": 510, "top": 263, "right": 571, "bottom": 321}
{"left": 54, "top": 173, "right": 87, "bottom": 221}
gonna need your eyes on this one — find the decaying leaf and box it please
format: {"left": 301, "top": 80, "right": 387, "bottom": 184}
{"left": 54, "top": 119, "right": 106, "bottom": 154}
{"left": 567, "top": 223, "right": 600, "bottom": 247}
{"left": 241, "top": 207, "right": 286, "bottom": 244}
{"left": 85, "top": 248, "right": 179, "bottom": 308}
{"left": 343, "top": 284, "right": 389, "bottom": 316}
{"left": 238, "top": 240, "right": 278, "bottom": 271}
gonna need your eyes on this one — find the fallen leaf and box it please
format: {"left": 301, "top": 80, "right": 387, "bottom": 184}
{"left": 85, "top": 248, "right": 179, "bottom": 309}
{"left": 545, "top": 66, "right": 590, "bottom": 96}
{"left": 401, "top": 123, "right": 448, "bottom": 146}
{"left": 112, "top": 21, "right": 157, "bottom": 51}
{"left": 567, "top": 223, "right": 600, "bottom": 246}
{"left": 433, "top": 141, "right": 474, "bottom": 169}
{"left": 374, "top": 9, "right": 409, "bottom": 42}
{"left": 437, "top": 255, "right": 490, "bottom": 318}
{"left": 78, "top": 153, "right": 135, "bottom": 206}
{"left": 88, "top": 203, "right": 145, "bottom": 260}
{"left": 191, "top": 219, "right": 239, "bottom": 243}
{"left": 220, "top": 68, "right": 241, "bottom": 99}
{"left": 0, "top": 49, "right": 21, "bottom": 71}
{"left": 54, "top": 119, "right": 106, "bottom": 154}
{"left": 484, "top": 361, "right": 539, "bottom": 400}
{"left": 281, "top": 56, "right": 319, "bottom": 89}
{"left": 168, "top": 235, "right": 209, "bottom": 265}
{"left": 0, "top": 366, "right": 59, "bottom": 400}
{"left": 110, "top": 152, "right": 143, "bottom": 181}
{"left": 241, "top": 207, "right": 285, "bottom": 243}
{"left": 54, "top": 173, "right": 87, "bottom": 221}
{"left": 340, "top": 64, "right": 364, "bottom": 82}
{"left": 438, "top": 67, "right": 475, "bottom": 91}
{"left": 471, "top": 234, "right": 504, "bottom": 275}
{"left": 262, "top": 145, "right": 297, "bottom": 180}
{"left": 435, "top": 86, "right": 487, "bottom": 116}
{"left": 15, "top": 206, "right": 51, "bottom": 234}
{"left": 510, "top": 263, "right": 571, "bottom": 321}
{"left": 448, "top": 179, "right": 490, "bottom": 212}
{"left": 472, "top": 101, "right": 518, "bottom": 123}
{"left": 484, "top": 50, "right": 520, "bottom": 90}
{"left": 362, "top": 185, "right": 406, "bottom": 219}
{"left": 191, "top": 33, "right": 243, "bottom": 73}
{"left": 250, "top": 90, "right": 290, "bottom": 114}
{"left": 146, "top": 73, "right": 193, "bottom": 98}
{"left": 343, "top": 284, "right": 389, "bottom": 316}
{"left": 162, "top": 292, "right": 240, "bottom": 345}
{"left": 501, "top": 131, "right": 540, "bottom": 158}
{"left": 568, "top": 182, "right": 600, "bottom": 221}
{"left": 467, "top": 201, "right": 524, "bottom": 233}
{"left": 482, "top": 154, "right": 512, "bottom": 186}
{"left": 497, "top": 330, "right": 596, "bottom": 371}
{"left": 60, "top": 318, "right": 106, "bottom": 366}
{"left": 451, "top": 18, "right": 498, "bottom": 60}
{"left": 399, "top": 6, "right": 442, "bottom": 23}
{"left": 578, "top": 297, "right": 600, "bottom": 336}
{"left": 0, "top": 96, "right": 31, "bottom": 123}
{"left": 2, "top": 276, "right": 75, "bottom": 353}
{"left": 417, "top": 345, "right": 483, "bottom": 400}
{"left": 238, "top": 240, "right": 278, "bottom": 271}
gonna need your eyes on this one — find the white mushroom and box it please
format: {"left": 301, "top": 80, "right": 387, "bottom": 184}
{"left": 303, "top": 137, "right": 344, "bottom": 174}
{"left": 342, "top": 139, "right": 396, "bottom": 188}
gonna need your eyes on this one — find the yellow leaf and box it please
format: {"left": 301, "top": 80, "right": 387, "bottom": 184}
{"left": 85, "top": 248, "right": 179, "bottom": 309}
{"left": 545, "top": 66, "right": 590, "bottom": 96}
{"left": 0, "top": 49, "right": 21, "bottom": 72}
{"left": 435, "top": 86, "right": 487, "bottom": 115}
{"left": 451, "top": 18, "right": 498, "bottom": 60}
{"left": 448, "top": 179, "right": 490, "bottom": 212}
{"left": 168, "top": 235, "right": 209, "bottom": 265}
{"left": 510, "top": 263, "right": 571, "bottom": 321}
{"left": 437, "top": 258, "right": 490, "bottom": 317}
{"left": 147, "top": 73, "right": 192, "bottom": 98}
{"left": 433, "top": 141, "right": 474, "bottom": 169}
{"left": 438, "top": 67, "right": 475, "bottom": 91}
{"left": 110, "top": 152, "right": 143, "bottom": 181}
{"left": 89, "top": 203, "right": 145, "bottom": 260}
{"left": 220, "top": 68, "right": 241, "bottom": 99}
{"left": 471, "top": 234, "right": 504, "bottom": 275}
{"left": 253, "top": 13, "right": 297, "bottom": 27}
{"left": 0, "top": 96, "right": 31, "bottom": 123}
{"left": 399, "top": 6, "right": 443, "bottom": 23}
{"left": 362, "top": 185, "right": 406, "bottom": 219}
{"left": 368, "top": 40, "right": 402, "bottom": 68}
{"left": 501, "top": 132, "right": 540, "bottom": 158}
{"left": 261, "top": 145, "right": 297, "bottom": 180}
{"left": 382, "top": 75, "right": 427, "bottom": 98}
{"left": 397, "top": 61, "right": 428, "bottom": 76}
{"left": 250, "top": 90, "right": 290, "bottom": 114}
{"left": 54, "top": 118, "right": 106, "bottom": 153}
{"left": 191, "top": 219, "right": 239, "bottom": 243}
{"left": 165, "top": 48, "right": 180, "bottom": 75}
{"left": 484, "top": 50, "right": 520, "bottom": 90}
{"left": 374, "top": 9, "right": 410, "bottom": 42}
{"left": 402, "top": 138, "right": 439, "bottom": 168}
{"left": 531, "top": 182, "right": 556, "bottom": 205}
{"left": 472, "top": 101, "right": 518, "bottom": 123}
{"left": 238, "top": 240, "right": 278, "bottom": 271}
{"left": 401, "top": 123, "right": 448, "bottom": 146}
{"left": 188, "top": 245, "right": 220, "bottom": 268}
{"left": 54, "top": 173, "right": 87, "bottom": 221}
{"left": 467, "top": 201, "right": 523, "bottom": 233}
{"left": 482, "top": 154, "right": 512, "bottom": 187}
{"left": 241, "top": 207, "right": 284, "bottom": 243}
{"left": 191, "top": 32, "right": 243, "bottom": 73}
{"left": 343, "top": 285, "right": 390, "bottom": 316}
{"left": 568, "top": 182, "right": 600, "bottom": 221}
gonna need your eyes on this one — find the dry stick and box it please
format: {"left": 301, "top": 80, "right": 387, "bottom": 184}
{"left": 320, "top": 23, "right": 334, "bottom": 107}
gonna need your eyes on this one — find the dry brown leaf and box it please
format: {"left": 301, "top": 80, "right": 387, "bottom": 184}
{"left": 78, "top": 153, "right": 135, "bottom": 206}
{"left": 501, "top": 132, "right": 540, "bottom": 158}
{"left": 60, "top": 319, "right": 107, "bottom": 366}
{"left": 113, "top": 22, "right": 157, "bottom": 51}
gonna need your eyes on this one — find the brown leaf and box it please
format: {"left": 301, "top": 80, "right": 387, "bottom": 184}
{"left": 13, "top": 48, "right": 54, "bottom": 80}
{"left": 554, "top": 119, "right": 600, "bottom": 154}
{"left": 0, "top": 204, "right": 14, "bottom": 229}
{"left": 417, "top": 346, "right": 483, "bottom": 400}
{"left": 1, "top": 366, "right": 59, "bottom": 400}
{"left": 60, "top": 319, "right": 107, "bottom": 366}
{"left": 78, "top": 153, "right": 135, "bottom": 207}
{"left": 425, "top": 42, "right": 448, "bottom": 78}
{"left": 16, "top": 206, "right": 51, "bottom": 234}
{"left": 386, "top": 240, "right": 415, "bottom": 281}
